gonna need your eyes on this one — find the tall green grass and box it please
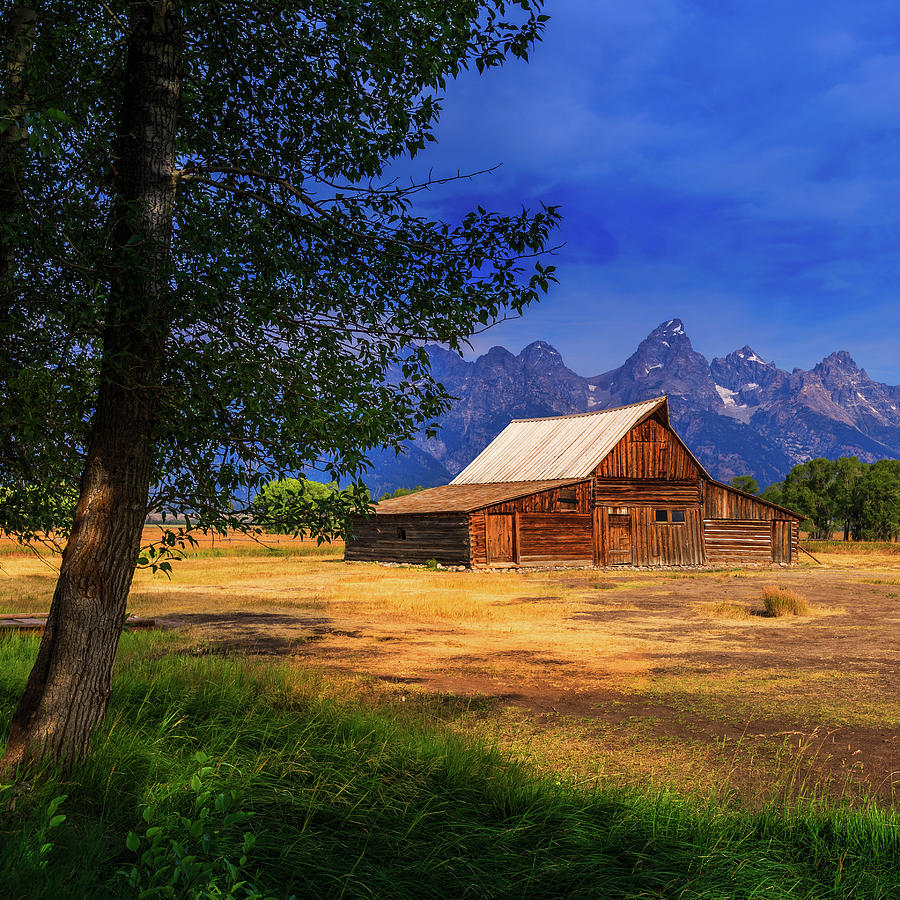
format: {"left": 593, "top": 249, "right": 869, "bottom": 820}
{"left": 1, "top": 632, "right": 898, "bottom": 898}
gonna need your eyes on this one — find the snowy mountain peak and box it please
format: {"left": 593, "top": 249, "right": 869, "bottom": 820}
{"left": 818, "top": 350, "right": 858, "bottom": 371}
{"left": 650, "top": 318, "right": 687, "bottom": 339}
{"left": 734, "top": 345, "right": 768, "bottom": 365}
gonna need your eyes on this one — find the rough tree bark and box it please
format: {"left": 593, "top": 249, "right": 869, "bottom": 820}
{"left": 0, "top": 0, "right": 181, "bottom": 773}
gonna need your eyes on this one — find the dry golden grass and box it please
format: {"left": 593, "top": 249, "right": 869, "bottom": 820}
{"left": 3, "top": 538, "right": 900, "bottom": 802}
{"left": 701, "top": 601, "right": 753, "bottom": 620}
{"left": 761, "top": 584, "right": 810, "bottom": 617}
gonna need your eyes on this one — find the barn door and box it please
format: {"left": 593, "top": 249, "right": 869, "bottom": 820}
{"left": 607, "top": 514, "right": 632, "bottom": 566}
{"left": 772, "top": 520, "right": 792, "bottom": 563}
{"left": 485, "top": 514, "right": 515, "bottom": 564}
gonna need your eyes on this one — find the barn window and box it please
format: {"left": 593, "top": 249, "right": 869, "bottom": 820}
{"left": 655, "top": 509, "right": 686, "bottom": 524}
{"left": 558, "top": 487, "right": 578, "bottom": 511}
{"left": 397, "top": 527, "right": 407, "bottom": 540}
{"left": 655, "top": 509, "right": 669, "bottom": 523}
{"left": 671, "top": 509, "right": 685, "bottom": 523}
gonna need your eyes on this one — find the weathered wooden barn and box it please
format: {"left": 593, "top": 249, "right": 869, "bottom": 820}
{"left": 345, "top": 397, "right": 803, "bottom": 568}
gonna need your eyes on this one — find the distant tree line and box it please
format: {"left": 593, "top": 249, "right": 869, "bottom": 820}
{"left": 752, "top": 458, "right": 900, "bottom": 541}
{"left": 378, "top": 486, "right": 425, "bottom": 501}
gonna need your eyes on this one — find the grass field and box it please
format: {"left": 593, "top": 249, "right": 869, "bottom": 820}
{"left": 1, "top": 537, "right": 899, "bottom": 896}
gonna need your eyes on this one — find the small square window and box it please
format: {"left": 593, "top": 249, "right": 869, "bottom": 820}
{"left": 558, "top": 487, "right": 578, "bottom": 511}
{"left": 397, "top": 528, "right": 407, "bottom": 540}
{"left": 671, "top": 510, "right": 685, "bottom": 524}
{"left": 655, "top": 509, "right": 668, "bottom": 523}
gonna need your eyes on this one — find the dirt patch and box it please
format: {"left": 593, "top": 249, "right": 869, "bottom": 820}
{"left": 145, "top": 565, "right": 900, "bottom": 803}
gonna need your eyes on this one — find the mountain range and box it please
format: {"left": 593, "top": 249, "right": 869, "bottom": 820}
{"left": 364, "top": 319, "right": 900, "bottom": 495}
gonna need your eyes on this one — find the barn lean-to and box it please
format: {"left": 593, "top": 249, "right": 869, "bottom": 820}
{"left": 345, "top": 397, "right": 803, "bottom": 568}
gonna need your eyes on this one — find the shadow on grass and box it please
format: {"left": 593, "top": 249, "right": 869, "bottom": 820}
{"left": 0, "top": 632, "right": 897, "bottom": 899}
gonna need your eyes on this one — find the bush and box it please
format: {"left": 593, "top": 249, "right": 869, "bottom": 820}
{"left": 761, "top": 585, "right": 809, "bottom": 617}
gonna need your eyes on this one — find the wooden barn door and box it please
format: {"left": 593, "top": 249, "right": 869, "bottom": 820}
{"left": 485, "top": 514, "right": 515, "bottom": 564}
{"left": 772, "top": 520, "right": 792, "bottom": 564}
{"left": 607, "top": 514, "right": 632, "bottom": 566}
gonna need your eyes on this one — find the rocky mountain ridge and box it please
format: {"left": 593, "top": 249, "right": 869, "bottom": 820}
{"left": 363, "top": 319, "right": 900, "bottom": 496}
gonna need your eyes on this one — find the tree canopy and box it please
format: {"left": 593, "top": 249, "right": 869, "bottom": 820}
{"left": 0, "top": 0, "right": 558, "bottom": 770}
{"left": 763, "top": 456, "right": 900, "bottom": 541}
{"left": 2, "top": 0, "right": 559, "bottom": 544}
{"left": 252, "top": 478, "right": 367, "bottom": 539}
{"left": 728, "top": 475, "right": 759, "bottom": 495}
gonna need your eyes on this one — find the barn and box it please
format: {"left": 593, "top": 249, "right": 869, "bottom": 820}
{"left": 345, "top": 396, "right": 804, "bottom": 568}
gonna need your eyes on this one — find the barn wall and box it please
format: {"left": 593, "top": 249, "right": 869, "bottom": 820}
{"left": 345, "top": 514, "right": 470, "bottom": 565}
{"left": 630, "top": 507, "right": 705, "bottom": 566}
{"left": 516, "top": 513, "right": 593, "bottom": 565}
{"left": 594, "top": 478, "right": 700, "bottom": 507}
{"left": 703, "top": 520, "right": 773, "bottom": 565}
{"left": 704, "top": 482, "right": 779, "bottom": 520}
{"left": 480, "top": 481, "right": 592, "bottom": 515}
{"left": 595, "top": 414, "right": 702, "bottom": 481}
{"left": 469, "top": 511, "right": 487, "bottom": 565}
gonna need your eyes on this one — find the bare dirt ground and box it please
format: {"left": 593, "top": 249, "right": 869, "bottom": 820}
{"left": 3, "top": 540, "right": 899, "bottom": 803}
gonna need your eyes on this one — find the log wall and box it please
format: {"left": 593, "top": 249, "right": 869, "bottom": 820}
{"left": 516, "top": 512, "right": 593, "bottom": 566}
{"left": 594, "top": 478, "right": 700, "bottom": 507}
{"left": 703, "top": 520, "right": 772, "bottom": 565}
{"left": 345, "top": 514, "right": 470, "bottom": 565}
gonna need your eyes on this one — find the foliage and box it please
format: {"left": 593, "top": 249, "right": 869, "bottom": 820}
{"left": 1, "top": 0, "right": 560, "bottom": 548}
{"left": 0, "top": 784, "right": 67, "bottom": 881}
{"left": 766, "top": 456, "right": 900, "bottom": 540}
{"left": 729, "top": 475, "right": 759, "bottom": 495}
{"left": 119, "top": 752, "right": 270, "bottom": 899}
{"left": 0, "top": 633, "right": 898, "bottom": 898}
{"left": 251, "top": 478, "right": 366, "bottom": 539}
{"left": 379, "top": 485, "right": 425, "bottom": 501}
{"left": 0, "top": 480, "right": 77, "bottom": 543}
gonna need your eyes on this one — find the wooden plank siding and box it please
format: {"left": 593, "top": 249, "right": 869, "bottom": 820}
{"left": 630, "top": 507, "right": 704, "bottom": 566}
{"left": 705, "top": 482, "right": 778, "bottom": 520}
{"left": 772, "top": 520, "right": 792, "bottom": 564}
{"left": 703, "top": 520, "right": 772, "bottom": 565}
{"left": 345, "top": 514, "right": 470, "bottom": 565}
{"left": 479, "top": 480, "right": 592, "bottom": 515}
{"left": 594, "top": 478, "right": 700, "bottom": 507}
{"left": 516, "top": 513, "right": 593, "bottom": 566}
{"left": 485, "top": 514, "right": 515, "bottom": 563}
{"left": 595, "top": 414, "right": 702, "bottom": 481}
{"left": 469, "top": 511, "right": 486, "bottom": 565}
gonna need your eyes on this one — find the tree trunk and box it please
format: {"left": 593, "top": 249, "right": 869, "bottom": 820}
{"left": 1, "top": 0, "right": 181, "bottom": 774}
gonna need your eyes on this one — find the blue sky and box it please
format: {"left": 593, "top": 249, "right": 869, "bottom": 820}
{"left": 401, "top": 0, "right": 900, "bottom": 382}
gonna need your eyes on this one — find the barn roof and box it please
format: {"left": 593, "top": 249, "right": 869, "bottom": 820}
{"left": 451, "top": 396, "right": 688, "bottom": 484}
{"left": 372, "top": 479, "right": 588, "bottom": 514}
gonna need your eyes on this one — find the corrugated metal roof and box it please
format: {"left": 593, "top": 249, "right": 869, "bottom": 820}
{"left": 451, "top": 397, "right": 670, "bottom": 484}
{"left": 371, "top": 479, "right": 588, "bottom": 514}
